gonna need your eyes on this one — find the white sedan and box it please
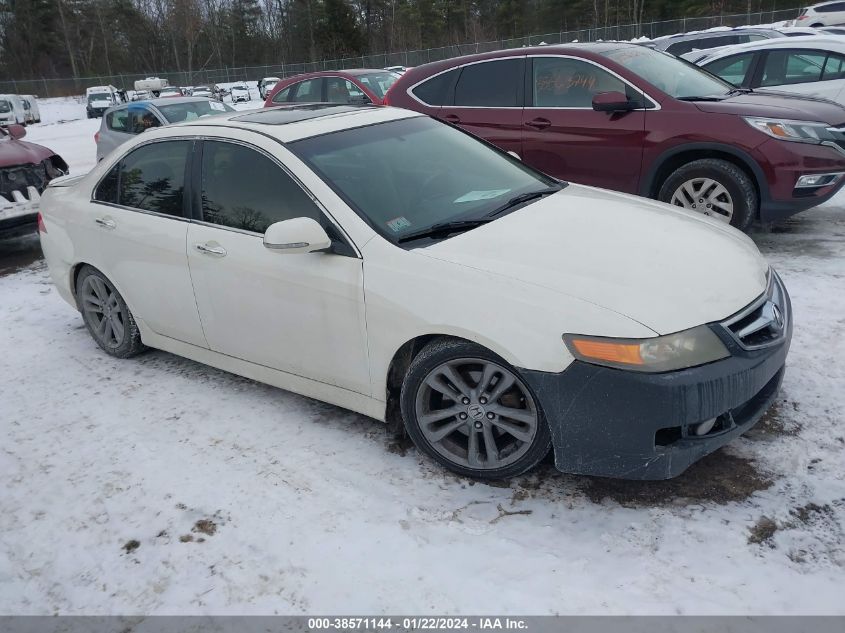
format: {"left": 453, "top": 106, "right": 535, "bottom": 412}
{"left": 685, "top": 36, "right": 845, "bottom": 105}
{"left": 38, "top": 105, "right": 792, "bottom": 481}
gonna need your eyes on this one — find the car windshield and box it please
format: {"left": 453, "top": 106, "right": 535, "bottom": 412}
{"left": 290, "top": 116, "right": 559, "bottom": 244}
{"left": 88, "top": 93, "right": 111, "bottom": 102}
{"left": 602, "top": 46, "right": 733, "bottom": 99}
{"left": 157, "top": 100, "right": 233, "bottom": 122}
{"left": 0, "top": 100, "right": 11, "bottom": 113}
{"left": 355, "top": 72, "right": 400, "bottom": 98}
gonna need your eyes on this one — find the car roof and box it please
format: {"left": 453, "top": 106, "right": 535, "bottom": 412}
{"left": 693, "top": 35, "right": 845, "bottom": 62}
{"left": 652, "top": 27, "right": 785, "bottom": 43}
{"left": 167, "top": 103, "right": 421, "bottom": 142}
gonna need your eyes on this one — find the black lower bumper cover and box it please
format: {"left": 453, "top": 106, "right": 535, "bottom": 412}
{"left": 519, "top": 323, "right": 791, "bottom": 480}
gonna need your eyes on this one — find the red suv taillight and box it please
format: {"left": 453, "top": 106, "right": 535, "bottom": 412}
{"left": 37, "top": 212, "right": 47, "bottom": 234}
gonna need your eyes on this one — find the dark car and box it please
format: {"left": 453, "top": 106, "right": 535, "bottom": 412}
{"left": 385, "top": 43, "right": 845, "bottom": 230}
{"left": 264, "top": 69, "right": 401, "bottom": 107}
{"left": 0, "top": 124, "right": 68, "bottom": 237}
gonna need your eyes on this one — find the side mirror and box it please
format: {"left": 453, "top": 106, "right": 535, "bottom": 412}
{"left": 263, "top": 217, "right": 331, "bottom": 254}
{"left": 592, "top": 91, "right": 635, "bottom": 113}
{"left": 7, "top": 123, "right": 26, "bottom": 140}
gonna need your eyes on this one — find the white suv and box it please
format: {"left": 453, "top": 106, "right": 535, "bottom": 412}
{"left": 794, "top": 2, "right": 845, "bottom": 26}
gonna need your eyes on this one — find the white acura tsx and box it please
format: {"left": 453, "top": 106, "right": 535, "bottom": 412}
{"left": 39, "top": 104, "right": 792, "bottom": 480}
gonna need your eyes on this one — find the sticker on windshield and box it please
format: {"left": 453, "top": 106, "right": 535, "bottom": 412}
{"left": 386, "top": 216, "right": 412, "bottom": 232}
{"left": 209, "top": 101, "right": 226, "bottom": 111}
{"left": 454, "top": 189, "right": 511, "bottom": 203}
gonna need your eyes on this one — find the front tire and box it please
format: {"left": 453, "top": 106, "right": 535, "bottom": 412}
{"left": 658, "top": 158, "right": 757, "bottom": 231}
{"left": 76, "top": 265, "right": 146, "bottom": 358}
{"left": 400, "top": 339, "right": 552, "bottom": 480}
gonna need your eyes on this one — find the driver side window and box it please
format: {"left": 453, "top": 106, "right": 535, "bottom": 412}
{"left": 532, "top": 57, "right": 627, "bottom": 107}
{"left": 129, "top": 106, "right": 161, "bottom": 134}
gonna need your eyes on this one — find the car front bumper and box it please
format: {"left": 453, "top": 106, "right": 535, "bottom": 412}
{"left": 519, "top": 275, "right": 792, "bottom": 480}
{"left": 0, "top": 186, "right": 41, "bottom": 238}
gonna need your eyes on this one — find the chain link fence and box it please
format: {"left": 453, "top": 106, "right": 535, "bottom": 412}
{"left": 0, "top": 7, "right": 802, "bottom": 98}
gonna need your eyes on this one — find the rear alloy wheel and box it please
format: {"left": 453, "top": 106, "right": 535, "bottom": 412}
{"left": 401, "top": 339, "right": 551, "bottom": 480}
{"left": 658, "top": 158, "right": 757, "bottom": 231}
{"left": 76, "top": 265, "right": 146, "bottom": 358}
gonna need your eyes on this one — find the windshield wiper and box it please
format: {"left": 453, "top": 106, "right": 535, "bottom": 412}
{"left": 676, "top": 95, "right": 726, "bottom": 102}
{"left": 727, "top": 87, "right": 753, "bottom": 95}
{"left": 486, "top": 186, "right": 563, "bottom": 218}
{"left": 397, "top": 219, "right": 491, "bottom": 244}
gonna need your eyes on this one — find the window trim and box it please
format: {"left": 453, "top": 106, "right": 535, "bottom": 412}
{"left": 91, "top": 137, "right": 194, "bottom": 221}
{"left": 525, "top": 54, "right": 660, "bottom": 110}
{"left": 192, "top": 136, "right": 361, "bottom": 258}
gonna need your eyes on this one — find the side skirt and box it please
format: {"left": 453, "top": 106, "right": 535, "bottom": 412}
{"left": 137, "top": 320, "right": 387, "bottom": 422}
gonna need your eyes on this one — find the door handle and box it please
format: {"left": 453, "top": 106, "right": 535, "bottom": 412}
{"left": 525, "top": 118, "right": 551, "bottom": 130}
{"left": 443, "top": 114, "right": 461, "bottom": 124}
{"left": 195, "top": 242, "right": 227, "bottom": 257}
{"left": 94, "top": 217, "right": 116, "bottom": 229}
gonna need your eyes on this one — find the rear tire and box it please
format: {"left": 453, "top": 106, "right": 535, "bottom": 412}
{"left": 400, "top": 338, "right": 552, "bottom": 480}
{"left": 658, "top": 158, "right": 757, "bottom": 232}
{"left": 75, "top": 265, "right": 146, "bottom": 358}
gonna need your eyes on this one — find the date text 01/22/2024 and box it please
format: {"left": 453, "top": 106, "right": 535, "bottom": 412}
{"left": 307, "top": 617, "right": 529, "bottom": 630}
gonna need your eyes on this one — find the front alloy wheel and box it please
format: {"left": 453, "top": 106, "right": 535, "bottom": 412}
{"left": 401, "top": 340, "right": 551, "bottom": 479}
{"left": 669, "top": 177, "right": 734, "bottom": 223}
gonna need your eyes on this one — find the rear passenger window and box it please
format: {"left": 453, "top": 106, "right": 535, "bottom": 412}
{"left": 119, "top": 141, "right": 189, "bottom": 216}
{"left": 94, "top": 165, "right": 119, "bottom": 203}
{"left": 200, "top": 141, "right": 321, "bottom": 233}
{"left": 761, "top": 50, "right": 827, "bottom": 86}
{"left": 411, "top": 69, "right": 459, "bottom": 105}
{"left": 271, "top": 86, "right": 292, "bottom": 103}
{"left": 292, "top": 79, "right": 323, "bottom": 102}
{"left": 704, "top": 52, "right": 755, "bottom": 85}
{"left": 454, "top": 59, "right": 522, "bottom": 107}
{"left": 106, "top": 109, "right": 130, "bottom": 133}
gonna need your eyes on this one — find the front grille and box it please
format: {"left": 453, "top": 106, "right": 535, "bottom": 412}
{"left": 722, "top": 271, "right": 789, "bottom": 350}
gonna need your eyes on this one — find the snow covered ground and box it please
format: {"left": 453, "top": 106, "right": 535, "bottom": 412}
{"left": 1, "top": 98, "right": 844, "bottom": 616}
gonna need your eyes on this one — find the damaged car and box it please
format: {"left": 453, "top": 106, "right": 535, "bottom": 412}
{"left": 1, "top": 124, "right": 68, "bottom": 238}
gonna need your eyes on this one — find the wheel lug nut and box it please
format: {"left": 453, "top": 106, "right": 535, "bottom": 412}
{"left": 486, "top": 412, "right": 495, "bottom": 419}
{"left": 692, "top": 204, "right": 696, "bottom": 208}
{"left": 459, "top": 412, "right": 467, "bottom": 420}
{"left": 479, "top": 397, "right": 487, "bottom": 404}
{"left": 461, "top": 397, "right": 470, "bottom": 405}
{"left": 698, "top": 199, "right": 704, "bottom": 203}
{"left": 474, "top": 421, "right": 483, "bottom": 429}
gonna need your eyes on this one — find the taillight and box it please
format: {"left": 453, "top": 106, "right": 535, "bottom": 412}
{"left": 37, "top": 212, "right": 47, "bottom": 233}
{"left": 94, "top": 131, "right": 100, "bottom": 144}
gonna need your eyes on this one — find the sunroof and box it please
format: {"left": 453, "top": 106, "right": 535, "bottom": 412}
{"left": 232, "top": 104, "right": 376, "bottom": 125}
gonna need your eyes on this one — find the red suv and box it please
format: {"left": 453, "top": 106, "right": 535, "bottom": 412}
{"left": 386, "top": 43, "right": 845, "bottom": 230}
{"left": 264, "top": 69, "right": 401, "bottom": 108}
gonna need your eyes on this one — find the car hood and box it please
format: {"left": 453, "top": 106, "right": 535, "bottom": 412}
{"left": 418, "top": 185, "right": 768, "bottom": 335}
{"left": 0, "top": 138, "right": 56, "bottom": 166}
{"left": 694, "top": 90, "right": 845, "bottom": 124}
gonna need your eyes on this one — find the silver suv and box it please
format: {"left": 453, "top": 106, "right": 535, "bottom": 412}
{"left": 95, "top": 97, "right": 234, "bottom": 162}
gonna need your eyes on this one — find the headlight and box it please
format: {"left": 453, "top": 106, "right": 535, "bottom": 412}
{"left": 743, "top": 117, "right": 836, "bottom": 144}
{"left": 563, "top": 325, "right": 729, "bottom": 373}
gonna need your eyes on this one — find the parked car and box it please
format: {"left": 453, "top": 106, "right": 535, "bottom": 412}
{"left": 158, "top": 87, "right": 185, "bottom": 98}
{"left": 134, "top": 77, "right": 169, "bottom": 95}
{"left": 86, "top": 86, "right": 120, "bottom": 118}
{"left": 1, "top": 124, "right": 68, "bottom": 238}
{"left": 0, "top": 94, "right": 27, "bottom": 125}
{"left": 384, "top": 65, "right": 410, "bottom": 74}
{"left": 791, "top": 2, "right": 845, "bottom": 26}
{"left": 650, "top": 27, "right": 788, "bottom": 57}
{"left": 23, "top": 95, "right": 41, "bottom": 123}
{"left": 39, "top": 104, "right": 791, "bottom": 480}
{"left": 95, "top": 97, "right": 234, "bottom": 162}
{"left": 132, "top": 90, "right": 152, "bottom": 101}
{"left": 686, "top": 37, "right": 845, "bottom": 105}
{"left": 258, "top": 76, "right": 281, "bottom": 99}
{"left": 385, "top": 43, "right": 845, "bottom": 230}
{"left": 191, "top": 86, "right": 213, "bottom": 98}
{"left": 230, "top": 84, "right": 251, "bottom": 103}
{"left": 264, "top": 69, "right": 400, "bottom": 107}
